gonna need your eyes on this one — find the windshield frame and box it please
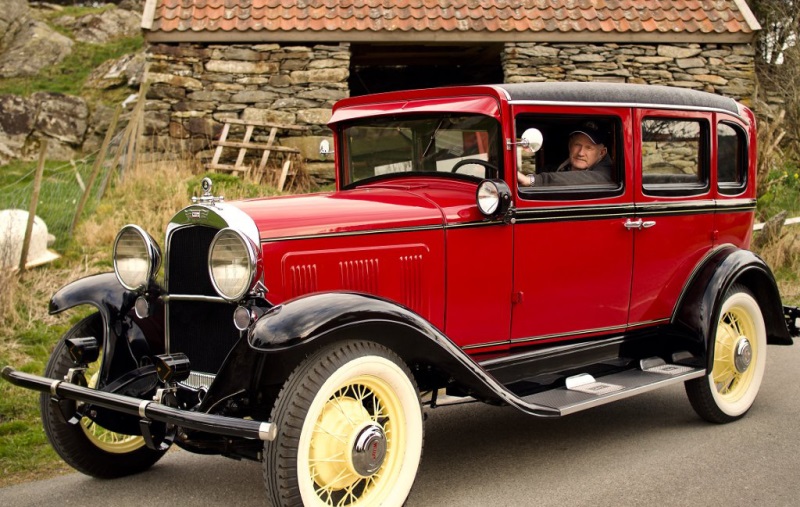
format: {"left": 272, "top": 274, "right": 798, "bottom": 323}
{"left": 338, "top": 113, "right": 504, "bottom": 189}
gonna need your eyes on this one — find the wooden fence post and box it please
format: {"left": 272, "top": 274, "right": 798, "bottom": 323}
{"left": 19, "top": 140, "right": 47, "bottom": 272}
{"left": 69, "top": 105, "right": 122, "bottom": 236}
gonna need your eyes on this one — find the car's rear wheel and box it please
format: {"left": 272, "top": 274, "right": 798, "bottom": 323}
{"left": 685, "top": 285, "right": 767, "bottom": 423}
{"left": 264, "top": 340, "right": 423, "bottom": 507}
{"left": 40, "top": 313, "right": 167, "bottom": 478}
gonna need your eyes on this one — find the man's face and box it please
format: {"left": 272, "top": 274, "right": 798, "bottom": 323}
{"left": 568, "top": 133, "right": 606, "bottom": 170}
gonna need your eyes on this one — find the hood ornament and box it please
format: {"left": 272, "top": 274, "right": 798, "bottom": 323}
{"left": 191, "top": 177, "right": 224, "bottom": 206}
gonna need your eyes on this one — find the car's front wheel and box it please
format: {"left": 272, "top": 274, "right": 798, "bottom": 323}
{"left": 40, "top": 313, "right": 167, "bottom": 478}
{"left": 264, "top": 340, "right": 424, "bottom": 507}
{"left": 685, "top": 285, "right": 767, "bottom": 423}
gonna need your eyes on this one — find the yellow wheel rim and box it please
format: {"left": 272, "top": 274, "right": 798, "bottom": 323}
{"left": 712, "top": 304, "right": 758, "bottom": 403}
{"left": 80, "top": 370, "right": 146, "bottom": 454}
{"left": 308, "top": 375, "right": 405, "bottom": 506}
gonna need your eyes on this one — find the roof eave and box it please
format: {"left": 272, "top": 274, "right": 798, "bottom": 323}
{"left": 143, "top": 30, "right": 757, "bottom": 45}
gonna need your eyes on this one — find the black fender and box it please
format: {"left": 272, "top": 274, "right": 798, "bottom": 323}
{"left": 246, "top": 291, "right": 559, "bottom": 417}
{"left": 48, "top": 272, "right": 165, "bottom": 384}
{"left": 673, "top": 245, "right": 792, "bottom": 371}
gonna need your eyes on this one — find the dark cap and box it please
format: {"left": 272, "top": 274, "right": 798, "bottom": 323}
{"left": 570, "top": 121, "right": 609, "bottom": 147}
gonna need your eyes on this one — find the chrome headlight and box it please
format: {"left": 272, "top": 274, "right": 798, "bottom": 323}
{"left": 113, "top": 225, "right": 161, "bottom": 291}
{"left": 476, "top": 179, "right": 512, "bottom": 217}
{"left": 208, "top": 228, "right": 258, "bottom": 301}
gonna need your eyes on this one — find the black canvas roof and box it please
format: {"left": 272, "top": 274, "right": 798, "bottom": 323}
{"left": 497, "top": 82, "right": 740, "bottom": 115}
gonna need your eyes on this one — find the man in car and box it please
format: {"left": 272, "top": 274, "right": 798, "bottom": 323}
{"left": 517, "top": 121, "right": 614, "bottom": 187}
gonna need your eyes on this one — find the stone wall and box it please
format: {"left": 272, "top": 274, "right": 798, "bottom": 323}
{"left": 503, "top": 42, "right": 756, "bottom": 106}
{"left": 144, "top": 42, "right": 350, "bottom": 178}
{"left": 141, "top": 40, "right": 757, "bottom": 181}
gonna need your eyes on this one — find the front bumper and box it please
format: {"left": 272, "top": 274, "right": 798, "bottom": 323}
{"left": 1, "top": 366, "right": 277, "bottom": 441}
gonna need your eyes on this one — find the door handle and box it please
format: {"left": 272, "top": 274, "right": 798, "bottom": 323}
{"left": 624, "top": 219, "right": 657, "bottom": 230}
{"left": 624, "top": 219, "right": 643, "bottom": 230}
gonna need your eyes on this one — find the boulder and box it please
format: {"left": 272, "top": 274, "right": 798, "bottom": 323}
{"left": 0, "top": 95, "right": 35, "bottom": 164}
{"left": 0, "top": 209, "right": 59, "bottom": 270}
{"left": 0, "top": 19, "right": 73, "bottom": 77}
{"left": 54, "top": 8, "right": 142, "bottom": 44}
{"left": 84, "top": 52, "right": 146, "bottom": 89}
{"left": 0, "top": 0, "right": 30, "bottom": 51}
{"left": 32, "top": 92, "right": 89, "bottom": 145}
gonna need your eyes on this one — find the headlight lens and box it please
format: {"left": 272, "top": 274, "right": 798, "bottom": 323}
{"left": 476, "top": 179, "right": 512, "bottom": 217}
{"left": 208, "top": 228, "right": 257, "bottom": 301}
{"left": 113, "top": 225, "right": 161, "bottom": 290}
{"left": 477, "top": 181, "right": 500, "bottom": 215}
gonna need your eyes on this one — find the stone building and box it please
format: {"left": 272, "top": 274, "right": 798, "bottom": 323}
{"left": 140, "top": 0, "right": 761, "bottom": 174}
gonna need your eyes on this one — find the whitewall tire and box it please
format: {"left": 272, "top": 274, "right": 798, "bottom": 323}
{"left": 264, "top": 340, "right": 424, "bottom": 507}
{"left": 685, "top": 285, "right": 767, "bottom": 423}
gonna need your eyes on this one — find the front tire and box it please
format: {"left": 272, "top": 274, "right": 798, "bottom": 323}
{"left": 685, "top": 285, "right": 767, "bottom": 423}
{"left": 40, "top": 314, "right": 167, "bottom": 478}
{"left": 264, "top": 340, "right": 424, "bottom": 507}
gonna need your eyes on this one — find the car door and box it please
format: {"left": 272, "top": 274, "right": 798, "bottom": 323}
{"left": 629, "top": 110, "right": 715, "bottom": 326}
{"left": 510, "top": 107, "right": 635, "bottom": 346}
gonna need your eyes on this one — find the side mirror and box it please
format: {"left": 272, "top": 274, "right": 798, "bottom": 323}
{"left": 319, "top": 139, "right": 334, "bottom": 158}
{"left": 519, "top": 128, "right": 543, "bottom": 153}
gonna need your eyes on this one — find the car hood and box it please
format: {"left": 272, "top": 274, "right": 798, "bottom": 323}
{"left": 230, "top": 187, "right": 449, "bottom": 242}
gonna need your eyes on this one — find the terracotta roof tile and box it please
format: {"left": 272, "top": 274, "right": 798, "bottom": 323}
{"left": 147, "top": 0, "right": 757, "bottom": 39}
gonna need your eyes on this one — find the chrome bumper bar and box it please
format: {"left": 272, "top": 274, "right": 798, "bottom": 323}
{"left": 1, "top": 366, "right": 277, "bottom": 441}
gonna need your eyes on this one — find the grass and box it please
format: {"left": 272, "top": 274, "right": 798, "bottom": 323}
{"left": 0, "top": 36, "right": 143, "bottom": 101}
{"left": 0, "top": 3, "right": 143, "bottom": 103}
{"left": 0, "top": 160, "right": 288, "bottom": 487}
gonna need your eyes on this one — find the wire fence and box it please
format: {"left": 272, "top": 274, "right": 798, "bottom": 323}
{"left": 0, "top": 120, "right": 132, "bottom": 275}
{"left": 0, "top": 148, "right": 115, "bottom": 250}
{"left": 0, "top": 102, "right": 132, "bottom": 270}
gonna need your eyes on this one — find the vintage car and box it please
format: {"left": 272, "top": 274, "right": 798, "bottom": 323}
{"left": 3, "top": 82, "right": 800, "bottom": 506}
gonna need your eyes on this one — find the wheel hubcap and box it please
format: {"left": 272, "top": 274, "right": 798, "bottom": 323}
{"left": 351, "top": 423, "right": 387, "bottom": 476}
{"left": 733, "top": 337, "right": 752, "bottom": 373}
{"left": 713, "top": 306, "right": 758, "bottom": 400}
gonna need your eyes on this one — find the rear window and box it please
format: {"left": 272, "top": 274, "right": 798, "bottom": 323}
{"left": 717, "top": 122, "right": 747, "bottom": 195}
{"left": 641, "top": 118, "right": 708, "bottom": 195}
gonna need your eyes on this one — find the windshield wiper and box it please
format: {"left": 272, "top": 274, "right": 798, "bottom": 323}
{"left": 421, "top": 119, "right": 445, "bottom": 159}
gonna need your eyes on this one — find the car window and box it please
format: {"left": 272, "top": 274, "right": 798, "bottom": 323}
{"left": 515, "top": 114, "right": 623, "bottom": 200}
{"left": 717, "top": 122, "right": 747, "bottom": 195}
{"left": 341, "top": 114, "right": 502, "bottom": 186}
{"left": 641, "top": 117, "right": 708, "bottom": 195}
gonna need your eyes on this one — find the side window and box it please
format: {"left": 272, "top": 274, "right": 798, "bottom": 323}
{"left": 717, "top": 122, "right": 747, "bottom": 195}
{"left": 515, "top": 114, "right": 623, "bottom": 200}
{"left": 641, "top": 118, "right": 708, "bottom": 195}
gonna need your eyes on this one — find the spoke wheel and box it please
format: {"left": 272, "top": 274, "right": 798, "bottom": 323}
{"left": 686, "top": 285, "right": 767, "bottom": 423}
{"left": 79, "top": 371, "right": 145, "bottom": 454}
{"left": 40, "top": 313, "right": 166, "bottom": 477}
{"left": 264, "top": 341, "right": 423, "bottom": 507}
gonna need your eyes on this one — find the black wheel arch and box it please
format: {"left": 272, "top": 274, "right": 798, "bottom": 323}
{"left": 246, "top": 292, "right": 507, "bottom": 405}
{"left": 673, "top": 245, "right": 792, "bottom": 370}
{"left": 48, "top": 272, "right": 165, "bottom": 385}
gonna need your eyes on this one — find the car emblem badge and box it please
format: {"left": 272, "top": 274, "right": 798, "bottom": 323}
{"left": 185, "top": 208, "right": 209, "bottom": 221}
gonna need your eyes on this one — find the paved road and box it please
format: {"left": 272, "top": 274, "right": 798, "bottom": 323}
{"left": 3, "top": 343, "right": 800, "bottom": 507}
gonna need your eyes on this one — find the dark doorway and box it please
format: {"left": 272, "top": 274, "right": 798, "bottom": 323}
{"left": 349, "top": 44, "right": 504, "bottom": 96}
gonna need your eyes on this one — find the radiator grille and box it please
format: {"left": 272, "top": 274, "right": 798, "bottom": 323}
{"left": 167, "top": 225, "right": 240, "bottom": 374}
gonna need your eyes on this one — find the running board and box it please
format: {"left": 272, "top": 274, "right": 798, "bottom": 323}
{"left": 520, "top": 359, "right": 705, "bottom": 416}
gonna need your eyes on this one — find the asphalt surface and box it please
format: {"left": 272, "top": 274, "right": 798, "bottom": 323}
{"left": 2, "top": 342, "right": 800, "bottom": 507}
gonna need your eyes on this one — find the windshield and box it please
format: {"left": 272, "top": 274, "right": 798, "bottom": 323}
{"left": 341, "top": 114, "right": 502, "bottom": 187}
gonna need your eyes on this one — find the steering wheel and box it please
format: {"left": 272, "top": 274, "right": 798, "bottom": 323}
{"left": 450, "top": 158, "right": 499, "bottom": 178}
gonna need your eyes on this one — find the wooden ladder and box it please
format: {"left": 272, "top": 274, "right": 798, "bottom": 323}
{"left": 206, "top": 119, "right": 306, "bottom": 191}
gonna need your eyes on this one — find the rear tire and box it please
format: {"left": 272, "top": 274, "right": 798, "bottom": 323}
{"left": 685, "top": 285, "right": 767, "bottom": 423}
{"left": 263, "top": 340, "right": 423, "bottom": 507}
{"left": 40, "top": 313, "right": 167, "bottom": 478}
